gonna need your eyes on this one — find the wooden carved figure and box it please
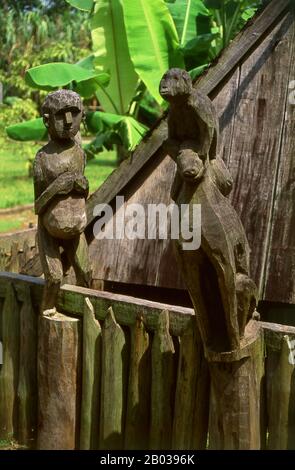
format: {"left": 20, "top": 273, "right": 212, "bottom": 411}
{"left": 33, "top": 90, "right": 92, "bottom": 314}
{"left": 160, "top": 68, "right": 257, "bottom": 353}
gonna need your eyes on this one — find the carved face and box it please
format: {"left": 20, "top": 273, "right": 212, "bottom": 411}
{"left": 44, "top": 105, "right": 83, "bottom": 141}
{"left": 177, "top": 150, "right": 206, "bottom": 183}
{"left": 159, "top": 68, "right": 193, "bottom": 102}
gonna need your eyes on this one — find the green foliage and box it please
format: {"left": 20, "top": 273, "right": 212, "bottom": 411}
{"left": 66, "top": 0, "right": 94, "bottom": 11}
{"left": 4, "top": 0, "right": 263, "bottom": 162}
{"left": 0, "top": 6, "right": 91, "bottom": 98}
{"left": 122, "top": 0, "right": 184, "bottom": 105}
{"left": 91, "top": 0, "right": 139, "bottom": 115}
{"left": 25, "top": 62, "right": 109, "bottom": 97}
{"left": 0, "top": 98, "right": 38, "bottom": 131}
{"left": 6, "top": 118, "right": 47, "bottom": 142}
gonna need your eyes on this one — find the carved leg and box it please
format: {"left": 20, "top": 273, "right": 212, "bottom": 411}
{"left": 38, "top": 222, "right": 63, "bottom": 313}
{"left": 64, "top": 233, "right": 92, "bottom": 288}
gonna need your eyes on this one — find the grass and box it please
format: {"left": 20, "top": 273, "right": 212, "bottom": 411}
{"left": 0, "top": 135, "right": 117, "bottom": 232}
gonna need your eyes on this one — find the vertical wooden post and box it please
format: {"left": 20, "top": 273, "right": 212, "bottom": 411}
{"left": 0, "top": 283, "right": 20, "bottom": 440}
{"left": 125, "top": 316, "right": 151, "bottom": 450}
{"left": 266, "top": 333, "right": 295, "bottom": 449}
{"left": 208, "top": 321, "right": 264, "bottom": 449}
{"left": 150, "top": 310, "right": 176, "bottom": 450}
{"left": 172, "top": 321, "right": 210, "bottom": 450}
{"left": 37, "top": 312, "right": 81, "bottom": 450}
{"left": 80, "top": 298, "right": 101, "bottom": 450}
{"left": 100, "top": 307, "right": 127, "bottom": 450}
{"left": 17, "top": 286, "right": 38, "bottom": 447}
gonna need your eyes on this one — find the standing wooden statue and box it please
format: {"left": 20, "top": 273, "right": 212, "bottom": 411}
{"left": 160, "top": 69, "right": 263, "bottom": 449}
{"left": 33, "top": 90, "right": 92, "bottom": 315}
{"left": 160, "top": 68, "right": 257, "bottom": 353}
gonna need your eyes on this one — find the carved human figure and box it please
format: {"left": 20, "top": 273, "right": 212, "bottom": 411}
{"left": 33, "top": 89, "right": 92, "bottom": 314}
{"left": 160, "top": 68, "right": 257, "bottom": 353}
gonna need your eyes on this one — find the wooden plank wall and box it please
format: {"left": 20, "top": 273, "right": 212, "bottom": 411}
{"left": 0, "top": 273, "right": 295, "bottom": 449}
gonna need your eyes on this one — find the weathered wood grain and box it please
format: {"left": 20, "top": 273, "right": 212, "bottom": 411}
{"left": 0, "top": 283, "right": 20, "bottom": 440}
{"left": 263, "top": 7, "right": 295, "bottom": 304}
{"left": 125, "top": 316, "right": 151, "bottom": 450}
{"left": 86, "top": 121, "right": 168, "bottom": 226}
{"left": 17, "top": 286, "right": 37, "bottom": 447}
{"left": 224, "top": 11, "right": 294, "bottom": 295}
{"left": 150, "top": 310, "right": 176, "bottom": 450}
{"left": 89, "top": 148, "right": 185, "bottom": 290}
{"left": 0, "top": 273, "right": 194, "bottom": 337}
{"left": 172, "top": 321, "right": 210, "bottom": 450}
{"left": 37, "top": 312, "right": 81, "bottom": 450}
{"left": 208, "top": 321, "right": 264, "bottom": 449}
{"left": 99, "top": 307, "right": 128, "bottom": 450}
{"left": 266, "top": 334, "right": 295, "bottom": 449}
{"left": 80, "top": 297, "right": 101, "bottom": 450}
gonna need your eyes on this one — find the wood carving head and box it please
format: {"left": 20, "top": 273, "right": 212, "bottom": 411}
{"left": 159, "top": 68, "right": 193, "bottom": 103}
{"left": 42, "top": 89, "right": 84, "bottom": 142}
{"left": 176, "top": 147, "right": 207, "bottom": 184}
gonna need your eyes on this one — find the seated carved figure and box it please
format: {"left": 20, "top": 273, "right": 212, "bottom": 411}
{"left": 160, "top": 69, "right": 257, "bottom": 353}
{"left": 33, "top": 89, "right": 92, "bottom": 314}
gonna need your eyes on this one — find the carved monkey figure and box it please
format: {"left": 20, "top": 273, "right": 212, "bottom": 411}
{"left": 160, "top": 69, "right": 257, "bottom": 352}
{"left": 33, "top": 89, "right": 92, "bottom": 314}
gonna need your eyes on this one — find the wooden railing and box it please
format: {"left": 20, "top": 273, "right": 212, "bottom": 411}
{"left": 0, "top": 272, "right": 294, "bottom": 450}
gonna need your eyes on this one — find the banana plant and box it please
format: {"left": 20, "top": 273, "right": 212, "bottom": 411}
{"left": 6, "top": 0, "right": 262, "bottom": 160}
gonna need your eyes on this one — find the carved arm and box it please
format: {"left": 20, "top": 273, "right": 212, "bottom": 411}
{"left": 35, "top": 172, "right": 75, "bottom": 215}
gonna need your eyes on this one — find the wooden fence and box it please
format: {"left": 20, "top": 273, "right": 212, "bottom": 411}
{"left": 0, "top": 271, "right": 294, "bottom": 450}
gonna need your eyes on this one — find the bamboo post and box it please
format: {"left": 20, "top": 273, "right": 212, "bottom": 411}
{"left": 208, "top": 320, "right": 264, "bottom": 449}
{"left": 37, "top": 312, "right": 81, "bottom": 450}
{"left": 0, "top": 283, "right": 20, "bottom": 440}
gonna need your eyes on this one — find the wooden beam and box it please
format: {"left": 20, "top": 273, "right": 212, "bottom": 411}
{"left": 0, "top": 272, "right": 194, "bottom": 337}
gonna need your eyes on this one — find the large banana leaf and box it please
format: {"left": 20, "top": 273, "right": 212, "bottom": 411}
{"left": 25, "top": 62, "right": 109, "bottom": 98}
{"left": 85, "top": 110, "right": 123, "bottom": 134}
{"left": 86, "top": 111, "right": 147, "bottom": 151}
{"left": 115, "top": 116, "right": 147, "bottom": 151}
{"left": 122, "top": 0, "right": 184, "bottom": 105}
{"left": 66, "top": 0, "right": 94, "bottom": 11}
{"left": 6, "top": 118, "right": 47, "bottom": 142}
{"left": 167, "top": 0, "right": 209, "bottom": 46}
{"left": 91, "top": 0, "right": 139, "bottom": 115}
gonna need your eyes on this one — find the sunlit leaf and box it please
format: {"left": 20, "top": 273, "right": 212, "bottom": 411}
{"left": 122, "top": 0, "right": 184, "bottom": 105}
{"left": 66, "top": 0, "right": 94, "bottom": 11}
{"left": 6, "top": 118, "right": 47, "bottom": 142}
{"left": 25, "top": 62, "right": 109, "bottom": 97}
{"left": 115, "top": 116, "right": 147, "bottom": 151}
{"left": 91, "top": 0, "right": 139, "bottom": 114}
{"left": 167, "top": 0, "right": 209, "bottom": 45}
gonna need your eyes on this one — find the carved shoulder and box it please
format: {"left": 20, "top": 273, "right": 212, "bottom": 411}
{"left": 189, "top": 91, "right": 217, "bottom": 128}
